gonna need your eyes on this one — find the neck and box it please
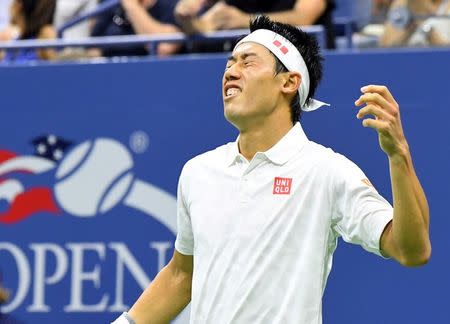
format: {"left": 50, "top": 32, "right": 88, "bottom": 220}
{"left": 237, "top": 114, "right": 294, "bottom": 161}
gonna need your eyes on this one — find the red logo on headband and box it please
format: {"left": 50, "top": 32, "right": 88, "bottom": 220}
{"left": 273, "top": 40, "right": 288, "bottom": 54}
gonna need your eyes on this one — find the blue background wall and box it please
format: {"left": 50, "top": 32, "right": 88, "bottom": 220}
{"left": 0, "top": 48, "right": 449, "bottom": 323}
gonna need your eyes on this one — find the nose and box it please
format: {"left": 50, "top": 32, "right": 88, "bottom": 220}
{"left": 223, "top": 63, "right": 241, "bottom": 82}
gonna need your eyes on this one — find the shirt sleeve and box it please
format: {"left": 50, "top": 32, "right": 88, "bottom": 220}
{"left": 174, "top": 165, "right": 194, "bottom": 255}
{"left": 331, "top": 154, "right": 393, "bottom": 257}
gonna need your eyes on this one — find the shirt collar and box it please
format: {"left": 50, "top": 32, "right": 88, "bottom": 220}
{"left": 226, "top": 138, "right": 242, "bottom": 166}
{"left": 226, "top": 122, "right": 309, "bottom": 166}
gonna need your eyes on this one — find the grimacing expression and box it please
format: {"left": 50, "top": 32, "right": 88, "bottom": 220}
{"left": 222, "top": 42, "right": 286, "bottom": 128}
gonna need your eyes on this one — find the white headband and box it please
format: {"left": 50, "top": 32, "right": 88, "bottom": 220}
{"left": 235, "top": 29, "right": 329, "bottom": 112}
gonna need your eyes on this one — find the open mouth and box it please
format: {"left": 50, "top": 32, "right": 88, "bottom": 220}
{"left": 225, "top": 87, "right": 242, "bottom": 99}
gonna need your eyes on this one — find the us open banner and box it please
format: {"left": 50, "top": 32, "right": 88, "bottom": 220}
{"left": 0, "top": 49, "right": 449, "bottom": 323}
{"left": 0, "top": 135, "right": 188, "bottom": 320}
{"left": 0, "top": 54, "right": 233, "bottom": 324}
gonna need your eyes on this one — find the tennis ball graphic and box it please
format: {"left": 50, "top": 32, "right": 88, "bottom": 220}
{"left": 55, "top": 138, "right": 134, "bottom": 217}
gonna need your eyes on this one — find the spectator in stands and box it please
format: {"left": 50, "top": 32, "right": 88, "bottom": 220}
{"left": 174, "top": 0, "right": 336, "bottom": 51}
{"left": 0, "top": 0, "right": 57, "bottom": 62}
{"left": 381, "top": 0, "right": 450, "bottom": 47}
{"left": 55, "top": 0, "right": 98, "bottom": 39}
{"left": 372, "top": 0, "right": 394, "bottom": 23}
{"left": 91, "top": 0, "right": 182, "bottom": 57}
{"left": 54, "top": 0, "right": 99, "bottom": 60}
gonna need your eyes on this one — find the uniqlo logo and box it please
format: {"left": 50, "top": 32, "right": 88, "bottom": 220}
{"left": 272, "top": 40, "right": 289, "bottom": 54}
{"left": 273, "top": 177, "right": 292, "bottom": 195}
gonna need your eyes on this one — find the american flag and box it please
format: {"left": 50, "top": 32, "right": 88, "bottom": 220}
{"left": 0, "top": 135, "right": 72, "bottom": 224}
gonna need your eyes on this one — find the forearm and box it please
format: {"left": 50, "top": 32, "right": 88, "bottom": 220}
{"left": 188, "top": 8, "right": 321, "bottom": 33}
{"left": 37, "top": 26, "right": 57, "bottom": 60}
{"left": 37, "top": 48, "right": 57, "bottom": 61}
{"left": 266, "top": 10, "right": 318, "bottom": 27}
{"left": 123, "top": 3, "right": 180, "bottom": 35}
{"left": 174, "top": 0, "right": 211, "bottom": 33}
{"left": 268, "top": 0, "right": 326, "bottom": 26}
{"left": 429, "top": 29, "right": 450, "bottom": 46}
{"left": 356, "top": 85, "right": 431, "bottom": 266}
{"left": 380, "top": 22, "right": 419, "bottom": 47}
{"left": 177, "top": 16, "right": 212, "bottom": 34}
{"left": 179, "top": 0, "right": 326, "bottom": 33}
{"left": 128, "top": 264, "right": 192, "bottom": 324}
{"left": 388, "top": 148, "right": 430, "bottom": 264}
{"left": 380, "top": 0, "right": 437, "bottom": 47}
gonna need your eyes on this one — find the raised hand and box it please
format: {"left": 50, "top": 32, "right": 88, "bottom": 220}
{"left": 355, "top": 85, "right": 409, "bottom": 158}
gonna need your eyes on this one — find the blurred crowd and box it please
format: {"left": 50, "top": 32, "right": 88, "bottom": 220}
{"left": 0, "top": 0, "right": 449, "bottom": 62}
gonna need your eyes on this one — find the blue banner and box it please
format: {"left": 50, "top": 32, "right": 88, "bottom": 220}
{"left": 0, "top": 49, "right": 449, "bottom": 323}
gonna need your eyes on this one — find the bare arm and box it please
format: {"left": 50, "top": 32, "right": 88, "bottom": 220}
{"left": 355, "top": 85, "right": 431, "bottom": 266}
{"left": 380, "top": 151, "right": 430, "bottom": 266}
{"left": 37, "top": 25, "right": 57, "bottom": 60}
{"left": 267, "top": 0, "right": 327, "bottom": 26}
{"left": 128, "top": 250, "right": 193, "bottom": 324}
{"left": 175, "top": 0, "right": 326, "bottom": 33}
{"left": 174, "top": 0, "right": 225, "bottom": 34}
{"left": 427, "top": 28, "right": 450, "bottom": 46}
{"left": 122, "top": 0, "right": 180, "bottom": 35}
{"left": 0, "top": 25, "right": 19, "bottom": 60}
{"left": 121, "top": 0, "right": 182, "bottom": 55}
{"left": 380, "top": 0, "right": 436, "bottom": 47}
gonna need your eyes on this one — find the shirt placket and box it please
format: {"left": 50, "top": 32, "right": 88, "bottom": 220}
{"left": 238, "top": 153, "right": 265, "bottom": 204}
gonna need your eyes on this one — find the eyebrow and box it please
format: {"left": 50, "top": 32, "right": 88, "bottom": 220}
{"left": 226, "top": 52, "right": 259, "bottom": 63}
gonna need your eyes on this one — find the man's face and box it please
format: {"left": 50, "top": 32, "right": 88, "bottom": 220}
{"left": 222, "top": 42, "right": 284, "bottom": 129}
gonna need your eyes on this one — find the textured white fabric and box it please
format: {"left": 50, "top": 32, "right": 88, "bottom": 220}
{"left": 55, "top": 0, "right": 98, "bottom": 39}
{"left": 0, "top": 0, "right": 12, "bottom": 30}
{"left": 175, "top": 123, "right": 393, "bottom": 324}
{"left": 235, "top": 29, "right": 329, "bottom": 111}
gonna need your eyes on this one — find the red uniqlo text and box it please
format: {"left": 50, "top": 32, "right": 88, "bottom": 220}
{"left": 273, "top": 177, "right": 292, "bottom": 195}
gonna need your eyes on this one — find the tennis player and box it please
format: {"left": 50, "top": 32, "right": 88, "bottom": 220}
{"left": 113, "top": 15, "right": 431, "bottom": 324}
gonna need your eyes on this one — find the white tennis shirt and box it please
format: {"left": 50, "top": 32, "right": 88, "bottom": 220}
{"left": 175, "top": 122, "right": 393, "bottom": 324}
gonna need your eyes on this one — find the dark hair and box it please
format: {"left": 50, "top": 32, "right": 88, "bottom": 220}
{"left": 249, "top": 15, "right": 324, "bottom": 123}
{"left": 19, "top": 0, "right": 56, "bottom": 40}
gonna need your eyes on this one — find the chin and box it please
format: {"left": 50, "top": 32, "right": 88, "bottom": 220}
{"left": 224, "top": 107, "right": 255, "bottom": 131}
{"left": 224, "top": 107, "right": 237, "bottom": 123}
{"left": 224, "top": 105, "right": 242, "bottom": 125}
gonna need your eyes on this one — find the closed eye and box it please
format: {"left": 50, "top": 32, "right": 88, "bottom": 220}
{"left": 225, "top": 60, "right": 235, "bottom": 71}
{"left": 225, "top": 52, "right": 258, "bottom": 70}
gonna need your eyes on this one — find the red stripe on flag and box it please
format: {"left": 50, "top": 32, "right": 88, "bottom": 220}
{"left": 0, "top": 187, "right": 60, "bottom": 224}
{"left": 0, "top": 150, "right": 17, "bottom": 164}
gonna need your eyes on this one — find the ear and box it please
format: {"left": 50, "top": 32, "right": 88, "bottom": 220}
{"left": 280, "top": 71, "right": 301, "bottom": 98}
